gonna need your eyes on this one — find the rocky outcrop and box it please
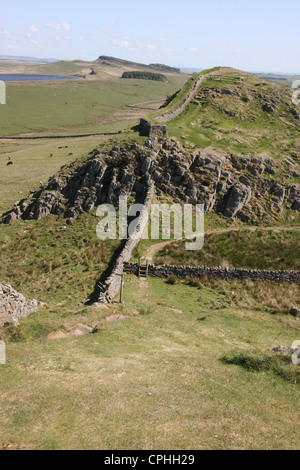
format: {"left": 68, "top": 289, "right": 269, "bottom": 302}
{"left": 222, "top": 184, "right": 252, "bottom": 218}
{"left": 0, "top": 283, "right": 42, "bottom": 327}
{"left": 1, "top": 137, "right": 299, "bottom": 226}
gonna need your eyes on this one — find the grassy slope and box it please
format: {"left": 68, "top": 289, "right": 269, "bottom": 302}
{"left": 154, "top": 69, "right": 300, "bottom": 162}
{"left": 155, "top": 229, "right": 300, "bottom": 270}
{"left": 0, "top": 275, "right": 299, "bottom": 450}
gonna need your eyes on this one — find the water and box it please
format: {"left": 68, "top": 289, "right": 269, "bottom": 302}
{"left": 0, "top": 74, "right": 80, "bottom": 82}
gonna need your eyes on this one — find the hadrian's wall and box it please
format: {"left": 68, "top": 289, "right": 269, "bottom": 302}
{"left": 139, "top": 119, "right": 168, "bottom": 139}
{"left": 154, "top": 67, "right": 240, "bottom": 124}
{"left": 96, "top": 181, "right": 155, "bottom": 303}
{"left": 123, "top": 262, "right": 300, "bottom": 284}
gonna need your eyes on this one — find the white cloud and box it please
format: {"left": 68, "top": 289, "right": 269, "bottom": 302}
{"left": 103, "top": 37, "right": 130, "bottom": 48}
{"left": 159, "top": 36, "right": 167, "bottom": 42}
{"left": 189, "top": 47, "right": 199, "bottom": 52}
{"left": 46, "top": 22, "right": 71, "bottom": 31}
{"left": 28, "top": 25, "right": 39, "bottom": 33}
{"left": 146, "top": 43, "right": 157, "bottom": 50}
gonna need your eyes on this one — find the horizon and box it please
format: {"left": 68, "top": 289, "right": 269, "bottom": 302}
{"left": 1, "top": 55, "right": 300, "bottom": 77}
{"left": 0, "top": 0, "right": 299, "bottom": 74}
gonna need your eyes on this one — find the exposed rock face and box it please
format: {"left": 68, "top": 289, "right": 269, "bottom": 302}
{"left": 1, "top": 137, "right": 299, "bottom": 226}
{"left": 0, "top": 283, "right": 42, "bottom": 327}
{"left": 222, "top": 184, "right": 252, "bottom": 218}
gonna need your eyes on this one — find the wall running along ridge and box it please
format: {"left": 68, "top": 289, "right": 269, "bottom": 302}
{"left": 123, "top": 262, "right": 300, "bottom": 284}
{"left": 154, "top": 67, "right": 240, "bottom": 124}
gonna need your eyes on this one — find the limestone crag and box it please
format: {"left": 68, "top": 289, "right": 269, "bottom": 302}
{"left": 1, "top": 137, "right": 299, "bottom": 226}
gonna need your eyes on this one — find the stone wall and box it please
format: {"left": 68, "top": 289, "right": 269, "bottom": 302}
{"left": 0, "top": 283, "right": 43, "bottom": 327}
{"left": 140, "top": 119, "right": 168, "bottom": 138}
{"left": 123, "top": 262, "right": 300, "bottom": 284}
{"left": 96, "top": 181, "right": 155, "bottom": 303}
{"left": 154, "top": 67, "right": 241, "bottom": 124}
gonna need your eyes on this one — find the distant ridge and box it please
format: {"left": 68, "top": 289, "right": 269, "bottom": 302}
{"left": 0, "top": 55, "right": 58, "bottom": 63}
{"left": 97, "top": 55, "right": 180, "bottom": 73}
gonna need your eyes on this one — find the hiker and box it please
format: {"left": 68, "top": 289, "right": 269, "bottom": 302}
{"left": 8, "top": 155, "right": 11, "bottom": 160}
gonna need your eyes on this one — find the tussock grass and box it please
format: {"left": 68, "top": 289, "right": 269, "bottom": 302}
{"left": 221, "top": 350, "right": 300, "bottom": 385}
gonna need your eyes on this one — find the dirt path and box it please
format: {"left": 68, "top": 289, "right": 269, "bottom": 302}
{"left": 145, "top": 225, "right": 300, "bottom": 262}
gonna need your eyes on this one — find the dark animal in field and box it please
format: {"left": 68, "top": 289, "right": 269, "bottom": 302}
{"left": 6, "top": 161, "right": 13, "bottom": 166}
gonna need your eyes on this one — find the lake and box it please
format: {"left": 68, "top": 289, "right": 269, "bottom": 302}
{"left": 0, "top": 74, "right": 80, "bottom": 82}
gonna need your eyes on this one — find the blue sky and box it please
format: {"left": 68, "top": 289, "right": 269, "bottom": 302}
{"left": 0, "top": 0, "right": 299, "bottom": 72}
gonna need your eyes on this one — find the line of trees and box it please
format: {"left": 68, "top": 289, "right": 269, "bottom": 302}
{"left": 122, "top": 71, "right": 167, "bottom": 82}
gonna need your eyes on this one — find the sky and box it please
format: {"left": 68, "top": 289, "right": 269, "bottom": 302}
{"left": 0, "top": 0, "right": 299, "bottom": 73}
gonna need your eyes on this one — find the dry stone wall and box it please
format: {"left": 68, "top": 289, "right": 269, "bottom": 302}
{"left": 124, "top": 262, "right": 300, "bottom": 284}
{"left": 97, "top": 181, "right": 155, "bottom": 303}
{"left": 154, "top": 67, "right": 242, "bottom": 124}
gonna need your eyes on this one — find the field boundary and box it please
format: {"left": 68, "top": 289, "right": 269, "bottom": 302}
{"left": 0, "top": 132, "right": 121, "bottom": 140}
{"left": 124, "top": 262, "right": 300, "bottom": 284}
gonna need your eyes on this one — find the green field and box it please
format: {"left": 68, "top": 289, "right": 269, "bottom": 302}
{"left": 0, "top": 74, "right": 186, "bottom": 137}
{"left": 0, "top": 273, "right": 299, "bottom": 450}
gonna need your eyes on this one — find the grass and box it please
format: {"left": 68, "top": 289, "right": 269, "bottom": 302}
{"left": 0, "top": 275, "right": 299, "bottom": 449}
{"left": 0, "top": 74, "right": 186, "bottom": 137}
{"left": 155, "top": 69, "right": 300, "bottom": 162}
{"left": 0, "top": 135, "right": 113, "bottom": 214}
{"left": 155, "top": 229, "right": 300, "bottom": 270}
{"left": 150, "top": 67, "right": 222, "bottom": 120}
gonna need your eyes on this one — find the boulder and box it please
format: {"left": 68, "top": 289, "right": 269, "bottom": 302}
{"left": 290, "top": 308, "right": 300, "bottom": 317}
{"left": 223, "top": 184, "right": 252, "bottom": 218}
